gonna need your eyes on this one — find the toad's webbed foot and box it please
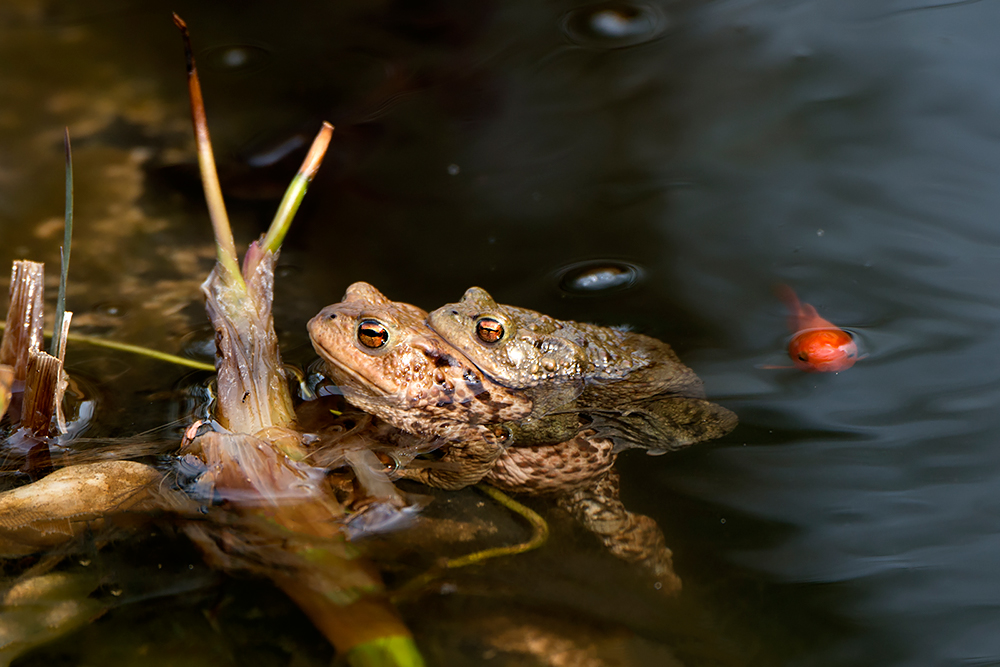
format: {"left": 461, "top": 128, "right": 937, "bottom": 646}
{"left": 555, "top": 469, "right": 681, "bottom": 593}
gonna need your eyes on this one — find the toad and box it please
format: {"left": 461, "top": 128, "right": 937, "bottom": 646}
{"left": 428, "top": 286, "right": 736, "bottom": 454}
{"left": 427, "top": 286, "right": 706, "bottom": 410}
{"left": 309, "top": 283, "right": 736, "bottom": 589}
{"left": 307, "top": 281, "right": 533, "bottom": 490}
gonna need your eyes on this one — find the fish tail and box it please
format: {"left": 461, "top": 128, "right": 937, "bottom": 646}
{"left": 774, "top": 283, "right": 804, "bottom": 331}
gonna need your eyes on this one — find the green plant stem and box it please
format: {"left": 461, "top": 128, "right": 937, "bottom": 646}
{"left": 260, "top": 122, "right": 334, "bottom": 254}
{"left": 347, "top": 636, "right": 426, "bottom": 667}
{"left": 61, "top": 332, "right": 215, "bottom": 371}
{"left": 173, "top": 13, "right": 243, "bottom": 289}
{"left": 0, "top": 322, "right": 214, "bottom": 371}
{"left": 392, "top": 485, "right": 549, "bottom": 602}
{"left": 446, "top": 485, "right": 549, "bottom": 567}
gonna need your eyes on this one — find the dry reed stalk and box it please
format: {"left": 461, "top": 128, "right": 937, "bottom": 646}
{"left": 0, "top": 261, "right": 44, "bottom": 382}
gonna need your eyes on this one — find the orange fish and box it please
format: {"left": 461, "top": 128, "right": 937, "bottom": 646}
{"left": 777, "top": 285, "right": 858, "bottom": 373}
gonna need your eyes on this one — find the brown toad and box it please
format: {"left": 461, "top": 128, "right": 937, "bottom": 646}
{"left": 427, "top": 286, "right": 704, "bottom": 407}
{"left": 307, "top": 281, "right": 532, "bottom": 490}
{"left": 428, "top": 286, "right": 736, "bottom": 454}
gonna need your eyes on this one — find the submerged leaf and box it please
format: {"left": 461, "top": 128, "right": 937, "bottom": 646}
{"left": 0, "top": 461, "right": 162, "bottom": 557}
{"left": 187, "top": 430, "right": 337, "bottom": 518}
{"left": 0, "top": 571, "right": 107, "bottom": 667}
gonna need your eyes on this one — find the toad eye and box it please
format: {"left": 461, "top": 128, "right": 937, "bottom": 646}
{"left": 357, "top": 319, "right": 389, "bottom": 349}
{"left": 475, "top": 317, "right": 505, "bottom": 344}
{"left": 798, "top": 352, "right": 809, "bottom": 361}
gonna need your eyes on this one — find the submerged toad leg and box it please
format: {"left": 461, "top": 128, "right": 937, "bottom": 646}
{"left": 484, "top": 436, "right": 681, "bottom": 591}
{"left": 555, "top": 469, "right": 682, "bottom": 593}
{"left": 399, "top": 436, "right": 506, "bottom": 491}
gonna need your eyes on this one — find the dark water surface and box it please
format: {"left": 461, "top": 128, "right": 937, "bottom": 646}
{"left": 3, "top": 0, "right": 1000, "bottom": 664}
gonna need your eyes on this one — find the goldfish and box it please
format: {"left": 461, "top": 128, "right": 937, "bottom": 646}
{"left": 777, "top": 285, "right": 858, "bottom": 373}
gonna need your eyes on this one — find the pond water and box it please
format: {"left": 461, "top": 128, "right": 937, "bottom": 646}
{"left": 3, "top": 0, "right": 1000, "bottom": 664}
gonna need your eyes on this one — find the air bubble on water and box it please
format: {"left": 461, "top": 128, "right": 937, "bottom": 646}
{"left": 555, "top": 260, "right": 645, "bottom": 295}
{"left": 561, "top": 3, "right": 669, "bottom": 49}
{"left": 591, "top": 9, "right": 648, "bottom": 38}
{"left": 223, "top": 48, "right": 248, "bottom": 68}
{"left": 204, "top": 44, "right": 271, "bottom": 73}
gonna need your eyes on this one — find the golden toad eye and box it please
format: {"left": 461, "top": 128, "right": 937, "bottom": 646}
{"left": 357, "top": 319, "right": 389, "bottom": 349}
{"left": 475, "top": 317, "right": 505, "bottom": 344}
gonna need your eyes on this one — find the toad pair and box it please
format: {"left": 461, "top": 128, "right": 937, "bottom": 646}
{"left": 308, "top": 282, "right": 736, "bottom": 590}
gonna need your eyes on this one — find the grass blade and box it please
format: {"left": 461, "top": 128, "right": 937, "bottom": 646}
{"left": 50, "top": 128, "right": 73, "bottom": 358}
